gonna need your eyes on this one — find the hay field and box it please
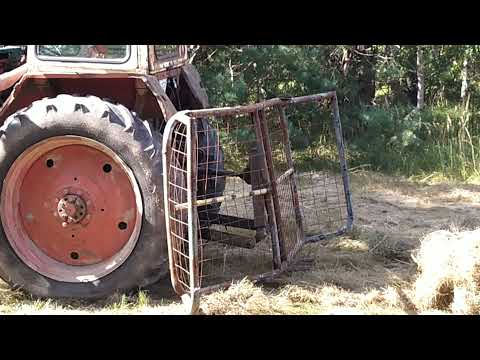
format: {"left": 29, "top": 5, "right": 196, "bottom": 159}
{"left": 1, "top": 171, "right": 480, "bottom": 315}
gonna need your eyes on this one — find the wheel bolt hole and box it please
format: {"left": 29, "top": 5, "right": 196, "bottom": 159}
{"left": 79, "top": 212, "right": 83, "bottom": 216}
{"left": 118, "top": 221, "right": 127, "bottom": 230}
{"left": 70, "top": 252, "right": 79, "bottom": 260}
{"left": 103, "top": 164, "right": 112, "bottom": 173}
{"left": 46, "top": 159, "right": 54, "bottom": 168}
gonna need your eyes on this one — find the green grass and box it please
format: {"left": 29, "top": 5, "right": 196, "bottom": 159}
{"left": 286, "top": 104, "right": 480, "bottom": 182}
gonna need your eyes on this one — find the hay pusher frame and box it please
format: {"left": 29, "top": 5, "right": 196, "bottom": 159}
{"left": 162, "top": 91, "right": 354, "bottom": 313}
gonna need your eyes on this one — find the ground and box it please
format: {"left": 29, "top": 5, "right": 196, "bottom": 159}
{"left": 1, "top": 171, "right": 478, "bottom": 315}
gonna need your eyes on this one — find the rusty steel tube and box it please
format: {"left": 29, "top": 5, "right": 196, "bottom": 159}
{"left": 185, "top": 92, "right": 337, "bottom": 118}
{"left": 174, "top": 188, "right": 269, "bottom": 210}
{"left": 257, "top": 109, "right": 287, "bottom": 262}
{"left": 277, "top": 106, "right": 305, "bottom": 243}
{"left": 330, "top": 94, "right": 354, "bottom": 231}
{"left": 252, "top": 111, "right": 282, "bottom": 270}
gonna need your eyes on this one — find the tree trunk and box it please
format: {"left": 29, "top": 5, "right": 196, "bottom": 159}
{"left": 357, "top": 45, "right": 376, "bottom": 106}
{"left": 341, "top": 46, "right": 352, "bottom": 76}
{"left": 461, "top": 56, "right": 468, "bottom": 105}
{"left": 416, "top": 46, "right": 425, "bottom": 110}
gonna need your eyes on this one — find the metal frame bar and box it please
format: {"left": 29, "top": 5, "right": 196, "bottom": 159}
{"left": 175, "top": 188, "right": 269, "bottom": 210}
{"left": 331, "top": 94, "right": 354, "bottom": 232}
{"left": 253, "top": 110, "right": 283, "bottom": 270}
{"left": 277, "top": 107, "right": 305, "bottom": 247}
{"left": 162, "top": 112, "right": 188, "bottom": 295}
{"left": 257, "top": 109, "right": 287, "bottom": 262}
{"left": 184, "top": 92, "right": 337, "bottom": 118}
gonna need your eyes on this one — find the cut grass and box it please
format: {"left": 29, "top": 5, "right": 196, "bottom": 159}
{"left": 0, "top": 286, "right": 185, "bottom": 315}
{"left": 199, "top": 278, "right": 410, "bottom": 315}
{"left": 0, "top": 171, "right": 478, "bottom": 315}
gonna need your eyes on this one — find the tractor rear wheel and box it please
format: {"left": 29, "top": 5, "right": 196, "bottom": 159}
{"left": 0, "top": 95, "right": 169, "bottom": 299}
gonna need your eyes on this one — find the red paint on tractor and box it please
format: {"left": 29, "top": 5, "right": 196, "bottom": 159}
{"left": 0, "top": 75, "right": 174, "bottom": 125}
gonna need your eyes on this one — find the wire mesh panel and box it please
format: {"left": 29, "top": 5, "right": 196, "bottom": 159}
{"left": 162, "top": 113, "right": 199, "bottom": 299}
{"left": 257, "top": 108, "right": 304, "bottom": 262}
{"left": 191, "top": 112, "right": 279, "bottom": 289}
{"left": 163, "top": 92, "right": 353, "bottom": 308}
{"left": 260, "top": 100, "right": 353, "bottom": 244}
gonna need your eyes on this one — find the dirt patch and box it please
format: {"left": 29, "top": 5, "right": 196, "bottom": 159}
{"left": 350, "top": 171, "right": 480, "bottom": 249}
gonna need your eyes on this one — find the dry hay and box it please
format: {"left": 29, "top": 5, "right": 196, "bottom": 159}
{"left": 199, "top": 278, "right": 282, "bottom": 315}
{"left": 412, "top": 229, "right": 480, "bottom": 314}
{"left": 199, "top": 277, "right": 409, "bottom": 315}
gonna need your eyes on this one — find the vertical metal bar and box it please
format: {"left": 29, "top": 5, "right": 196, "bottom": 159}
{"left": 330, "top": 94, "right": 354, "bottom": 231}
{"left": 277, "top": 106, "right": 305, "bottom": 244}
{"left": 264, "top": 194, "right": 282, "bottom": 269}
{"left": 187, "top": 118, "right": 200, "bottom": 292}
{"left": 253, "top": 111, "right": 282, "bottom": 270}
{"left": 162, "top": 117, "right": 184, "bottom": 296}
{"left": 257, "top": 109, "right": 287, "bottom": 262}
{"left": 250, "top": 145, "right": 267, "bottom": 242}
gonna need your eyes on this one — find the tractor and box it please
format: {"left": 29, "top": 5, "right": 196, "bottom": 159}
{"left": 0, "top": 45, "right": 353, "bottom": 305}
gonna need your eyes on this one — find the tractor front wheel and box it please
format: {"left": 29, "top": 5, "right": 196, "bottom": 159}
{"left": 0, "top": 95, "right": 168, "bottom": 299}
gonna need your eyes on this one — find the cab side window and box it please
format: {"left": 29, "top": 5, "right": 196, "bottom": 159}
{"left": 154, "top": 45, "right": 178, "bottom": 60}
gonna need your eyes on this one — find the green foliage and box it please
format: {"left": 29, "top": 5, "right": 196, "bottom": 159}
{"left": 193, "top": 45, "right": 480, "bottom": 181}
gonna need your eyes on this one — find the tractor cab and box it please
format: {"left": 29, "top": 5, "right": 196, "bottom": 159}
{"left": 0, "top": 45, "right": 208, "bottom": 126}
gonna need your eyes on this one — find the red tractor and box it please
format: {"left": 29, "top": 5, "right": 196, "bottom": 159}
{"left": 0, "top": 45, "right": 220, "bottom": 299}
{"left": 0, "top": 45, "right": 353, "bottom": 306}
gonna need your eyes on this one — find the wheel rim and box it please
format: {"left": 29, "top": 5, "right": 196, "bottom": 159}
{"left": 0, "top": 136, "right": 143, "bottom": 283}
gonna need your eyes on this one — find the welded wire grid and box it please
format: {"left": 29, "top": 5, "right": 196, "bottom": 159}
{"left": 271, "top": 103, "right": 349, "bottom": 239}
{"left": 257, "top": 107, "right": 302, "bottom": 260}
{"left": 189, "top": 101, "right": 350, "bottom": 287}
{"left": 165, "top": 121, "right": 192, "bottom": 293}
{"left": 193, "top": 113, "right": 275, "bottom": 287}
{"left": 164, "top": 93, "right": 352, "bottom": 296}
{"left": 297, "top": 171, "right": 348, "bottom": 237}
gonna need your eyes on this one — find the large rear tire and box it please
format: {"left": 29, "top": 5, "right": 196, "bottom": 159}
{"left": 0, "top": 95, "right": 169, "bottom": 299}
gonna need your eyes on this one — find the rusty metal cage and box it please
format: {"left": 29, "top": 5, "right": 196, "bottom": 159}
{"left": 162, "top": 91, "right": 353, "bottom": 312}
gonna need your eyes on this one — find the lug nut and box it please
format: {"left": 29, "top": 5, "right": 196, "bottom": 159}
{"left": 56, "top": 194, "right": 88, "bottom": 226}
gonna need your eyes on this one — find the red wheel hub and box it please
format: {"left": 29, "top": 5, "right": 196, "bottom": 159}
{"left": 0, "top": 136, "right": 143, "bottom": 282}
